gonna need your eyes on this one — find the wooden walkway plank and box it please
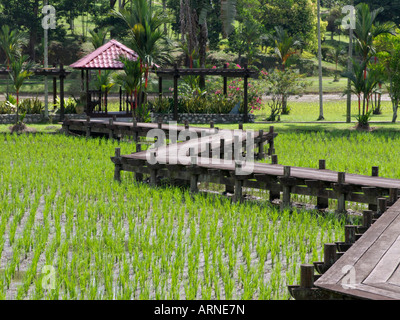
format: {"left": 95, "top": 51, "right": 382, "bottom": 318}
{"left": 314, "top": 199, "right": 400, "bottom": 300}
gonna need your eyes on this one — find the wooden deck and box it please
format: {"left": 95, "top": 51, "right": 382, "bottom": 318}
{"left": 313, "top": 198, "right": 400, "bottom": 300}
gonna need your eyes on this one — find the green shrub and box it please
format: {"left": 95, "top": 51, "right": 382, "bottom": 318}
{"left": 18, "top": 97, "right": 44, "bottom": 114}
{"left": 54, "top": 97, "right": 77, "bottom": 114}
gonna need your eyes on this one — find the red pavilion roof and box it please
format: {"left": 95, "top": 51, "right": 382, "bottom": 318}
{"left": 70, "top": 39, "right": 139, "bottom": 70}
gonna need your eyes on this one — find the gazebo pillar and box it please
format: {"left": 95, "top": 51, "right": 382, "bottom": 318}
{"left": 223, "top": 63, "right": 228, "bottom": 96}
{"left": 59, "top": 64, "right": 65, "bottom": 121}
{"left": 158, "top": 76, "right": 163, "bottom": 99}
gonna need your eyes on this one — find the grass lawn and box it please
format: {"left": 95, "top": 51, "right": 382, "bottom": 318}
{"left": 253, "top": 99, "right": 394, "bottom": 123}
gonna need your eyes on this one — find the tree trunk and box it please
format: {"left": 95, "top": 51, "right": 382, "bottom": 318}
{"left": 198, "top": 22, "right": 208, "bottom": 90}
{"left": 393, "top": 102, "right": 398, "bottom": 123}
{"left": 317, "top": 0, "right": 324, "bottom": 120}
{"left": 29, "top": 0, "right": 39, "bottom": 61}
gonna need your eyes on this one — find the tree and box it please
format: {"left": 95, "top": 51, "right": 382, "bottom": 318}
{"left": 342, "top": 59, "right": 381, "bottom": 128}
{"left": 258, "top": 0, "right": 324, "bottom": 52}
{"left": 89, "top": 27, "right": 110, "bottom": 50}
{"left": 225, "top": 18, "right": 262, "bottom": 65}
{"left": 263, "top": 67, "right": 311, "bottom": 121}
{"left": 0, "top": 25, "right": 28, "bottom": 99}
{"left": 353, "top": 3, "right": 396, "bottom": 65}
{"left": 268, "top": 26, "right": 301, "bottom": 70}
{"left": 8, "top": 54, "right": 34, "bottom": 123}
{"left": 113, "top": 57, "right": 143, "bottom": 119}
{"left": 113, "top": 0, "right": 172, "bottom": 119}
{"left": 375, "top": 33, "right": 400, "bottom": 122}
{"left": 344, "top": 2, "right": 396, "bottom": 127}
{"left": 95, "top": 70, "right": 115, "bottom": 111}
{"left": 179, "top": 0, "right": 237, "bottom": 81}
{"left": 354, "top": 0, "right": 400, "bottom": 25}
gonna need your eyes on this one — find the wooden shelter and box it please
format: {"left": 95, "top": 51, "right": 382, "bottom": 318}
{"left": 0, "top": 64, "right": 70, "bottom": 121}
{"left": 156, "top": 64, "right": 258, "bottom": 123}
{"left": 69, "top": 39, "right": 139, "bottom": 117}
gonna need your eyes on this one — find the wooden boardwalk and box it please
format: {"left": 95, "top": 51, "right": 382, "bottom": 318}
{"left": 313, "top": 198, "right": 400, "bottom": 300}
{"left": 65, "top": 118, "right": 400, "bottom": 300}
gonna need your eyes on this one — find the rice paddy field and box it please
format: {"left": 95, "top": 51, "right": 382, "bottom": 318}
{"left": 2, "top": 125, "right": 400, "bottom": 300}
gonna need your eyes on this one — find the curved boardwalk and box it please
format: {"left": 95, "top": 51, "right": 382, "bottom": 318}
{"left": 64, "top": 119, "right": 400, "bottom": 300}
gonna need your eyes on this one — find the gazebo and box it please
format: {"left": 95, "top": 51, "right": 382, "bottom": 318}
{"left": 70, "top": 39, "right": 139, "bottom": 117}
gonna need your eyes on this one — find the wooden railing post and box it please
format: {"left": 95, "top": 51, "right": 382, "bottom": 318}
{"left": 280, "top": 166, "right": 292, "bottom": 210}
{"left": 268, "top": 126, "right": 275, "bottom": 156}
{"left": 114, "top": 148, "right": 122, "bottom": 182}
{"left": 317, "top": 160, "right": 329, "bottom": 209}
{"left": 335, "top": 172, "right": 347, "bottom": 215}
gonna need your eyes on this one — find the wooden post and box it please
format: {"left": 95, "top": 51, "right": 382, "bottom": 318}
{"left": 243, "top": 63, "right": 249, "bottom": 123}
{"left": 86, "top": 69, "right": 90, "bottom": 114}
{"left": 336, "top": 172, "right": 346, "bottom": 214}
{"left": 108, "top": 119, "right": 114, "bottom": 140}
{"left": 377, "top": 197, "right": 387, "bottom": 215}
{"left": 119, "top": 87, "right": 122, "bottom": 112}
{"left": 59, "top": 64, "right": 65, "bottom": 121}
{"left": 317, "top": 160, "right": 329, "bottom": 209}
{"left": 363, "top": 210, "right": 373, "bottom": 228}
{"left": 300, "top": 264, "right": 314, "bottom": 289}
{"left": 324, "top": 243, "right": 337, "bottom": 267}
{"left": 281, "top": 166, "right": 291, "bottom": 210}
{"left": 390, "top": 188, "right": 399, "bottom": 205}
{"left": 233, "top": 162, "right": 243, "bottom": 203}
{"left": 53, "top": 64, "right": 57, "bottom": 108}
{"left": 268, "top": 126, "right": 275, "bottom": 156}
{"left": 210, "top": 121, "right": 214, "bottom": 129}
{"left": 184, "top": 120, "right": 189, "bottom": 130}
{"left": 80, "top": 69, "right": 84, "bottom": 92}
{"left": 239, "top": 123, "right": 243, "bottom": 130}
{"left": 223, "top": 63, "right": 228, "bottom": 96}
{"left": 158, "top": 76, "right": 163, "bottom": 99}
{"left": 207, "top": 142, "right": 212, "bottom": 159}
{"left": 114, "top": 148, "right": 122, "bottom": 182}
{"left": 319, "top": 159, "right": 326, "bottom": 170}
{"left": 345, "top": 225, "right": 357, "bottom": 244}
{"left": 368, "top": 166, "right": 379, "bottom": 212}
{"left": 258, "top": 129, "right": 265, "bottom": 160}
{"left": 190, "top": 151, "right": 199, "bottom": 193}
{"left": 220, "top": 138, "right": 225, "bottom": 160}
{"left": 149, "top": 151, "right": 158, "bottom": 186}
{"left": 269, "top": 154, "right": 280, "bottom": 202}
{"left": 86, "top": 116, "right": 91, "bottom": 138}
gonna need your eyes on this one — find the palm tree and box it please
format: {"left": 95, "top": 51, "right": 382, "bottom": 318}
{"left": 89, "top": 27, "right": 110, "bottom": 50}
{"left": 353, "top": 3, "right": 395, "bottom": 70}
{"left": 0, "top": 25, "right": 28, "bottom": 99}
{"left": 269, "top": 26, "right": 301, "bottom": 70}
{"left": 113, "top": 0, "right": 172, "bottom": 113}
{"left": 95, "top": 70, "right": 115, "bottom": 112}
{"left": 268, "top": 26, "right": 301, "bottom": 114}
{"left": 350, "top": 3, "right": 395, "bottom": 126}
{"left": 113, "top": 56, "right": 143, "bottom": 119}
{"left": 327, "top": 45, "right": 345, "bottom": 81}
{"left": 8, "top": 54, "right": 34, "bottom": 124}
